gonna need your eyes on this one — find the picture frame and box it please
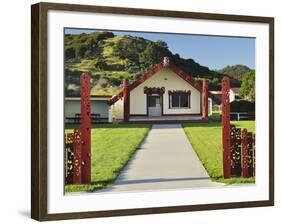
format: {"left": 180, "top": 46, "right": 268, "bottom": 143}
{"left": 31, "top": 2, "right": 274, "bottom": 221}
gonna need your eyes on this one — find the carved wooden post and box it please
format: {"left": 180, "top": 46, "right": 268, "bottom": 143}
{"left": 80, "top": 73, "right": 91, "bottom": 184}
{"left": 252, "top": 133, "right": 255, "bottom": 177}
{"left": 65, "top": 133, "right": 74, "bottom": 184}
{"left": 248, "top": 132, "right": 255, "bottom": 177}
{"left": 222, "top": 76, "right": 231, "bottom": 178}
{"left": 72, "top": 128, "right": 82, "bottom": 184}
{"left": 202, "top": 79, "right": 208, "bottom": 120}
{"left": 241, "top": 128, "right": 249, "bottom": 177}
{"left": 123, "top": 79, "right": 129, "bottom": 122}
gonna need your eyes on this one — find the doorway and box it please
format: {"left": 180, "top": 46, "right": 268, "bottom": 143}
{"left": 147, "top": 95, "right": 162, "bottom": 117}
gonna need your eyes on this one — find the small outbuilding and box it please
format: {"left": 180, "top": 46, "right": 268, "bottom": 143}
{"left": 65, "top": 95, "right": 111, "bottom": 123}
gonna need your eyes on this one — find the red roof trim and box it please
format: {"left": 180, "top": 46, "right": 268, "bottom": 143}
{"left": 108, "top": 91, "right": 123, "bottom": 105}
{"left": 108, "top": 58, "right": 202, "bottom": 105}
{"left": 127, "top": 62, "right": 164, "bottom": 92}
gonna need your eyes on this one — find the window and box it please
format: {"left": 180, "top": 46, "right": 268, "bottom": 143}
{"left": 169, "top": 93, "right": 190, "bottom": 108}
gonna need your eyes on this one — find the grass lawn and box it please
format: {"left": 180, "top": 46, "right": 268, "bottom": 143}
{"left": 182, "top": 121, "right": 255, "bottom": 184}
{"left": 65, "top": 124, "right": 151, "bottom": 192}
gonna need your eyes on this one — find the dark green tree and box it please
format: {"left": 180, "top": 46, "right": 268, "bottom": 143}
{"left": 65, "top": 46, "right": 75, "bottom": 60}
{"left": 139, "top": 42, "right": 172, "bottom": 70}
{"left": 155, "top": 40, "right": 168, "bottom": 49}
{"left": 240, "top": 70, "right": 255, "bottom": 101}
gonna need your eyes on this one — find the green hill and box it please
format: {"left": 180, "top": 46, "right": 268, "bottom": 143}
{"left": 64, "top": 31, "right": 242, "bottom": 96}
{"left": 216, "top": 65, "right": 254, "bottom": 81}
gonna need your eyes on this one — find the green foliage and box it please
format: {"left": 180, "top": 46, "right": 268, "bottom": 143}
{"left": 112, "top": 36, "right": 147, "bottom": 67}
{"left": 93, "top": 57, "right": 108, "bottom": 71}
{"left": 155, "top": 40, "right": 168, "bottom": 48}
{"left": 216, "top": 64, "right": 253, "bottom": 81}
{"left": 240, "top": 71, "right": 255, "bottom": 101}
{"left": 64, "top": 31, "right": 114, "bottom": 60}
{"left": 139, "top": 42, "right": 172, "bottom": 70}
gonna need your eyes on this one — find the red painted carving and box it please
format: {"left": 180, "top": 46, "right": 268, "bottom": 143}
{"left": 252, "top": 133, "right": 255, "bottom": 177}
{"left": 80, "top": 73, "right": 91, "bottom": 184}
{"left": 241, "top": 128, "right": 249, "bottom": 177}
{"left": 144, "top": 86, "right": 165, "bottom": 95}
{"left": 202, "top": 80, "right": 208, "bottom": 120}
{"left": 73, "top": 129, "right": 82, "bottom": 184}
{"left": 65, "top": 129, "right": 82, "bottom": 184}
{"left": 65, "top": 133, "right": 74, "bottom": 184}
{"left": 230, "top": 125, "right": 241, "bottom": 176}
{"left": 247, "top": 132, "right": 255, "bottom": 177}
{"left": 222, "top": 76, "right": 231, "bottom": 179}
{"left": 123, "top": 79, "right": 129, "bottom": 122}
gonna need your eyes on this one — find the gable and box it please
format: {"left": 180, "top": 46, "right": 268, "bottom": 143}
{"left": 131, "top": 68, "right": 200, "bottom": 94}
{"left": 108, "top": 57, "right": 202, "bottom": 105}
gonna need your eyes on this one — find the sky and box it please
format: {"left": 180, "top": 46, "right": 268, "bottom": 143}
{"left": 65, "top": 28, "right": 255, "bottom": 70}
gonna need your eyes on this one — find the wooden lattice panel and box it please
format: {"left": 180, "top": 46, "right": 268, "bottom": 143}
{"left": 65, "top": 133, "right": 74, "bottom": 184}
{"left": 72, "top": 128, "right": 82, "bottom": 184}
{"left": 230, "top": 125, "right": 241, "bottom": 176}
{"left": 247, "top": 132, "right": 255, "bottom": 177}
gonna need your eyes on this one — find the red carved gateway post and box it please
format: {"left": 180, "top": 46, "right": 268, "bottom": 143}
{"left": 201, "top": 79, "right": 208, "bottom": 120}
{"left": 65, "top": 129, "right": 82, "bottom": 184}
{"left": 72, "top": 129, "right": 82, "bottom": 184}
{"left": 221, "top": 76, "right": 231, "bottom": 178}
{"left": 80, "top": 73, "right": 91, "bottom": 184}
{"left": 123, "top": 79, "right": 129, "bottom": 122}
{"left": 242, "top": 128, "right": 249, "bottom": 177}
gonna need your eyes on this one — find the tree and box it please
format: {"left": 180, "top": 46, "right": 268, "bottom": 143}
{"left": 94, "top": 58, "right": 107, "bottom": 71}
{"left": 240, "top": 70, "right": 255, "bottom": 102}
{"left": 139, "top": 42, "right": 172, "bottom": 70}
{"left": 155, "top": 40, "right": 168, "bottom": 49}
{"left": 65, "top": 46, "right": 75, "bottom": 60}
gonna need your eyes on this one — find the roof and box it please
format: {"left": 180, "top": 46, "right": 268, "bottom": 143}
{"left": 108, "top": 57, "right": 202, "bottom": 105}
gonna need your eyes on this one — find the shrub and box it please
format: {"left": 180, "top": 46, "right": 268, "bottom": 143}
{"left": 230, "top": 100, "right": 255, "bottom": 112}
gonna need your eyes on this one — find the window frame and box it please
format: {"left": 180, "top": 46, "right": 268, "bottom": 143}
{"left": 168, "top": 91, "right": 191, "bottom": 109}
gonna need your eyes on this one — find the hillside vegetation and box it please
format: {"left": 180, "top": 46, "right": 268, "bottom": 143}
{"left": 216, "top": 64, "right": 253, "bottom": 81}
{"left": 65, "top": 31, "right": 245, "bottom": 96}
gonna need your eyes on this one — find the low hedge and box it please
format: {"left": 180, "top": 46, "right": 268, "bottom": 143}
{"left": 230, "top": 100, "right": 255, "bottom": 112}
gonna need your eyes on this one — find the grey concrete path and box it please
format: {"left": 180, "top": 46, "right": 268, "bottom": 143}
{"left": 101, "top": 124, "right": 222, "bottom": 192}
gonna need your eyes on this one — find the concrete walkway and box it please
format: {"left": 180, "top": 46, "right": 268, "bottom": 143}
{"left": 102, "top": 124, "right": 221, "bottom": 192}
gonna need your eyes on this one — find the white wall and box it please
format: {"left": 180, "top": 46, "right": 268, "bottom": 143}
{"left": 111, "top": 98, "right": 124, "bottom": 120}
{"left": 130, "top": 68, "right": 201, "bottom": 115}
{"left": 1, "top": 1, "right": 280, "bottom": 224}
{"left": 65, "top": 100, "right": 109, "bottom": 118}
{"left": 208, "top": 98, "right": 213, "bottom": 115}
{"left": 229, "top": 89, "right": 235, "bottom": 102}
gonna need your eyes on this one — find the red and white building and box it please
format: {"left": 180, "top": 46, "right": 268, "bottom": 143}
{"left": 108, "top": 57, "right": 212, "bottom": 123}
